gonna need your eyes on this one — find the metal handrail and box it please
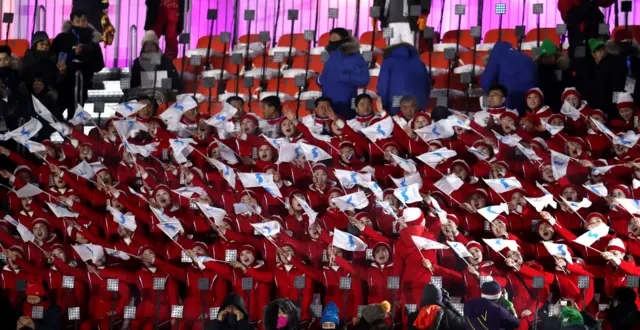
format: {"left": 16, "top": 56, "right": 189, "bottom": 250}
{"left": 74, "top": 70, "right": 84, "bottom": 108}
{"left": 113, "top": 0, "right": 121, "bottom": 67}
{"left": 128, "top": 25, "right": 138, "bottom": 68}
{"left": 35, "top": 5, "right": 46, "bottom": 32}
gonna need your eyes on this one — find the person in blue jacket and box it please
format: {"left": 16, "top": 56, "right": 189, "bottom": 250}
{"left": 318, "top": 28, "right": 370, "bottom": 120}
{"left": 464, "top": 281, "right": 520, "bottom": 330}
{"left": 480, "top": 41, "right": 537, "bottom": 113}
{"left": 377, "top": 43, "right": 430, "bottom": 114}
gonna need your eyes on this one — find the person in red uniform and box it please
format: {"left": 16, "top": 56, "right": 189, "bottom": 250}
{"left": 144, "top": 0, "right": 185, "bottom": 59}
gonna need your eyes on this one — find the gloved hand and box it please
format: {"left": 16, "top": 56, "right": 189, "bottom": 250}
{"left": 417, "top": 14, "right": 429, "bottom": 31}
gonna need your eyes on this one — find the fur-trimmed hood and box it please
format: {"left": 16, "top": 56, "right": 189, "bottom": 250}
{"left": 263, "top": 298, "right": 301, "bottom": 330}
{"left": 61, "top": 21, "right": 102, "bottom": 44}
{"left": 533, "top": 52, "right": 571, "bottom": 70}
{"left": 605, "top": 39, "right": 640, "bottom": 58}
{"left": 337, "top": 37, "right": 361, "bottom": 56}
{"left": 383, "top": 42, "right": 419, "bottom": 59}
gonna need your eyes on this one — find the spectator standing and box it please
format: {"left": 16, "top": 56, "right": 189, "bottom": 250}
{"left": 406, "top": 284, "right": 466, "bottom": 330}
{"left": 557, "top": 0, "right": 614, "bottom": 60}
{"left": 534, "top": 39, "right": 573, "bottom": 112}
{"left": 16, "top": 280, "right": 62, "bottom": 330}
{"left": 208, "top": 293, "right": 253, "bottom": 330}
{"left": 481, "top": 41, "right": 537, "bottom": 113}
{"left": 377, "top": 43, "right": 430, "bottom": 114}
{"left": 602, "top": 287, "right": 640, "bottom": 330}
{"left": 0, "top": 45, "right": 21, "bottom": 132}
{"left": 318, "top": 28, "right": 370, "bottom": 120}
{"left": 21, "top": 32, "right": 66, "bottom": 97}
{"left": 144, "top": 0, "right": 185, "bottom": 60}
{"left": 463, "top": 281, "right": 520, "bottom": 330}
{"left": 130, "top": 31, "right": 182, "bottom": 92}
{"left": 372, "top": 0, "right": 430, "bottom": 45}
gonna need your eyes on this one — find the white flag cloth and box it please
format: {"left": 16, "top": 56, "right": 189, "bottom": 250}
{"left": 69, "top": 106, "right": 92, "bottom": 126}
{"left": 128, "top": 187, "right": 149, "bottom": 203}
{"left": 525, "top": 194, "right": 557, "bottom": 212}
{"left": 616, "top": 198, "right": 640, "bottom": 215}
{"left": 32, "top": 95, "right": 57, "bottom": 123}
{"left": 536, "top": 182, "right": 553, "bottom": 195}
{"left": 634, "top": 179, "right": 640, "bottom": 190}
{"left": 105, "top": 248, "right": 131, "bottom": 261}
{"left": 540, "top": 118, "right": 564, "bottom": 135}
{"left": 168, "top": 94, "right": 198, "bottom": 113}
{"left": 332, "top": 191, "right": 369, "bottom": 211}
{"left": 493, "top": 131, "right": 522, "bottom": 147}
{"left": 412, "top": 236, "right": 449, "bottom": 250}
{"left": 447, "top": 241, "right": 472, "bottom": 258}
{"left": 390, "top": 154, "right": 418, "bottom": 173}
{"left": 294, "top": 196, "right": 318, "bottom": 226}
{"left": 483, "top": 177, "right": 522, "bottom": 194}
{"left": 46, "top": 202, "right": 79, "bottom": 218}
{"left": 333, "top": 229, "right": 368, "bottom": 251}
{"left": 169, "top": 138, "right": 196, "bottom": 156}
{"left": 434, "top": 174, "right": 464, "bottom": 195}
{"left": 561, "top": 102, "right": 581, "bottom": 121}
{"left": 561, "top": 197, "right": 592, "bottom": 212}
{"left": 49, "top": 122, "right": 71, "bottom": 136}
{"left": 299, "top": 143, "right": 332, "bottom": 162}
{"left": 70, "top": 161, "right": 95, "bottom": 180}
{"left": 614, "top": 130, "right": 640, "bottom": 148}
{"left": 72, "top": 244, "right": 105, "bottom": 264}
{"left": 150, "top": 207, "right": 173, "bottom": 223}
{"left": 516, "top": 144, "right": 543, "bottom": 162}
{"left": 216, "top": 141, "right": 239, "bottom": 165}
{"left": 238, "top": 173, "right": 275, "bottom": 188}
{"left": 206, "top": 102, "right": 237, "bottom": 127}
{"left": 468, "top": 147, "right": 490, "bottom": 161}
{"left": 263, "top": 184, "right": 282, "bottom": 198}
{"left": 360, "top": 116, "right": 394, "bottom": 142}
{"left": 592, "top": 165, "right": 616, "bottom": 176}
{"left": 173, "top": 187, "right": 208, "bottom": 199}
{"left": 334, "top": 169, "right": 371, "bottom": 189}
{"left": 108, "top": 206, "right": 137, "bottom": 231}
{"left": 394, "top": 183, "right": 422, "bottom": 205}
{"left": 233, "top": 202, "right": 255, "bottom": 215}
{"left": 262, "top": 135, "right": 289, "bottom": 149}
{"left": 417, "top": 148, "right": 457, "bottom": 168}
{"left": 113, "top": 119, "right": 148, "bottom": 139}
{"left": 4, "top": 215, "right": 35, "bottom": 242}
{"left": 583, "top": 183, "right": 608, "bottom": 197}
{"left": 482, "top": 238, "right": 519, "bottom": 252}
{"left": 376, "top": 200, "right": 399, "bottom": 219}
{"left": 7, "top": 118, "right": 43, "bottom": 143}
{"left": 391, "top": 172, "right": 423, "bottom": 189}
{"left": 18, "top": 140, "right": 47, "bottom": 154}
{"left": 447, "top": 115, "right": 472, "bottom": 130}
{"left": 109, "top": 101, "right": 146, "bottom": 117}
{"left": 209, "top": 159, "right": 237, "bottom": 189}
{"left": 158, "top": 220, "right": 184, "bottom": 239}
{"left": 428, "top": 196, "right": 448, "bottom": 223}
{"left": 15, "top": 183, "right": 43, "bottom": 198}
{"left": 416, "top": 121, "right": 455, "bottom": 142}
{"left": 276, "top": 143, "right": 302, "bottom": 164}
{"left": 251, "top": 221, "right": 281, "bottom": 237}
{"left": 477, "top": 203, "right": 510, "bottom": 222}
{"left": 573, "top": 223, "right": 609, "bottom": 247}
{"left": 364, "top": 181, "right": 384, "bottom": 201}
{"left": 542, "top": 242, "right": 573, "bottom": 264}
{"left": 196, "top": 203, "right": 227, "bottom": 226}
{"left": 591, "top": 118, "right": 616, "bottom": 140}
{"left": 551, "top": 150, "right": 571, "bottom": 180}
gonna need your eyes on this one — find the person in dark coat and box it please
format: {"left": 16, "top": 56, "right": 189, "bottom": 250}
{"left": 463, "top": 281, "right": 520, "bottom": 330}
{"left": 71, "top": 0, "right": 109, "bottom": 35}
{"left": 16, "top": 280, "right": 62, "bottom": 330}
{"left": 144, "top": 0, "right": 185, "bottom": 59}
{"left": 207, "top": 293, "right": 253, "bottom": 330}
{"left": 0, "top": 45, "right": 20, "bottom": 101}
{"left": 481, "top": 41, "right": 537, "bottom": 113}
{"left": 318, "top": 28, "right": 370, "bottom": 120}
{"left": 406, "top": 284, "right": 466, "bottom": 330}
{"left": 534, "top": 39, "right": 573, "bottom": 112}
{"left": 263, "top": 298, "right": 301, "bottom": 330}
{"left": 557, "top": 0, "right": 614, "bottom": 60}
{"left": 372, "top": 0, "right": 430, "bottom": 45}
{"left": 21, "top": 31, "right": 66, "bottom": 93}
{"left": 377, "top": 43, "right": 430, "bottom": 114}
{"left": 130, "top": 31, "right": 182, "bottom": 92}
{"left": 50, "top": 10, "right": 105, "bottom": 120}
{"left": 601, "top": 287, "right": 640, "bottom": 330}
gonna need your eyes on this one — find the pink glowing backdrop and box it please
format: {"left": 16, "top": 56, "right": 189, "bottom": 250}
{"left": 3, "top": 0, "right": 639, "bottom": 67}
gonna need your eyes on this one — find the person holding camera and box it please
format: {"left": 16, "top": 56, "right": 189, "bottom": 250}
{"left": 464, "top": 281, "right": 520, "bottom": 330}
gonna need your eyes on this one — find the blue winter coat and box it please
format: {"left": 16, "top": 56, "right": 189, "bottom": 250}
{"left": 377, "top": 43, "right": 431, "bottom": 114}
{"left": 318, "top": 38, "right": 370, "bottom": 119}
{"left": 464, "top": 298, "right": 520, "bottom": 330}
{"left": 480, "top": 41, "right": 538, "bottom": 112}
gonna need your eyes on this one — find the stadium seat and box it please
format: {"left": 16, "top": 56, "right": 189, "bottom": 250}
{"left": 611, "top": 25, "right": 640, "bottom": 42}
{"left": 441, "top": 30, "right": 476, "bottom": 49}
{"left": 482, "top": 28, "right": 519, "bottom": 49}
{"left": 525, "top": 28, "right": 560, "bottom": 45}
{"left": 359, "top": 31, "right": 387, "bottom": 50}
{"left": 276, "top": 34, "right": 310, "bottom": 53}
{"left": 5, "top": 39, "right": 29, "bottom": 58}
{"left": 196, "top": 35, "right": 229, "bottom": 54}
{"left": 317, "top": 32, "right": 331, "bottom": 47}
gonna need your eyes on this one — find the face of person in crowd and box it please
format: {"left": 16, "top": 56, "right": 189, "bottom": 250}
{"left": 441, "top": 220, "right": 458, "bottom": 239}
{"left": 142, "top": 41, "right": 159, "bottom": 54}
{"left": 154, "top": 188, "right": 172, "bottom": 208}
{"left": 280, "top": 119, "right": 296, "bottom": 137}
{"left": 262, "top": 103, "right": 278, "bottom": 119}
{"left": 475, "top": 144, "right": 492, "bottom": 158}
{"left": 141, "top": 249, "right": 155, "bottom": 267}
{"left": 230, "top": 100, "right": 245, "bottom": 116}
{"left": 506, "top": 250, "right": 523, "bottom": 267}
{"left": 240, "top": 194, "right": 257, "bottom": 206}
{"left": 488, "top": 89, "right": 505, "bottom": 108}
{"left": 97, "top": 171, "right": 113, "bottom": 185}
{"left": 312, "top": 169, "right": 328, "bottom": 188}
{"left": 0, "top": 52, "right": 11, "bottom": 68}
{"left": 491, "top": 164, "right": 507, "bottom": 179}
{"left": 629, "top": 217, "right": 640, "bottom": 237}
{"left": 538, "top": 222, "right": 554, "bottom": 241}
{"left": 564, "top": 95, "right": 579, "bottom": 108}
{"left": 53, "top": 172, "right": 66, "bottom": 189}
{"left": 400, "top": 100, "right": 417, "bottom": 120}
{"left": 468, "top": 192, "right": 487, "bottom": 209}
{"left": 355, "top": 98, "right": 372, "bottom": 117}
{"left": 241, "top": 118, "right": 258, "bottom": 135}
{"left": 586, "top": 216, "right": 604, "bottom": 231}
{"left": 36, "top": 40, "right": 50, "bottom": 52}
{"left": 541, "top": 165, "right": 555, "bottom": 183}
{"left": 138, "top": 101, "right": 153, "bottom": 120}
{"left": 32, "top": 78, "right": 45, "bottom": 94}
{"left": 452, "top": 164, "right": 468, "bottom": 181}
{"left": 315, "top": 101, "right": 331, "bottom": 118}
{"left": 587, "top": 114, "right": 604, "bottom": 131}
{"left": 265, "top": 168, "right": 281, "bottom": 183}
{"left": 549, "top": 117, "right": 565, "bottom": 127}
{"left": 308, "top": 222, "right": 321, "bottom": 240}
{"left": 510, "top": 192, "right": 526, "bottom": 213}
{"left": 593, "top": 48, "right": 605, "bottom": 64}
{"left": 183, "top": 108, "right": 199, "bottom": 122}
{"left": 329, "top": 33, "right": 343, "bottom": 42}
{"left": 191, "top": 245, "right": 207, "bottom": 257}
{"left": 374, "top": 245, "right": 390, "bottom": 265}
{"left": 33, "top": 222, "right": 49, "bottom": 241}
{"left": 413, "top": 115, "right": 430, "bottom": 130}
{"left": 45, "top": 146, "right": 56, "bottom": 159}
{"left": 611, "top": 249, "right": 624, "bottom": 259}
{"left": 78, "top": 145, "right": 93, "bottom": 161}
{"left": 6, "top": 250, "right": 21, "bottom": 269}
{"left": 290, "top": 195, "right": 303, "bottom": 212}
{"left": 340, "top": 145, "right": 355, "bottom": 162}
{"left": 279, "top": 245, "right": 295, "bottom": 264}
{"left": 26, "top": 295, "right": 41, "bottom": 305}
{"left": 383, "top": 145, "right": 399, "bottom": 162}
{"left": 117, "top": 225, "right": 132, "bottom": 238}
{"left": 328, "top": 191, "right": 341, "bottom": 208}
{"left": 491, "top": 219, "right": 507, "bottom": 238}
{"left": 468, "top": 247, "right": 483, "bottom": 265}
{"left": 561, "top": 187, "right": 578, "bottom": 202}
{"left": 239, "top": 250, "right": 255, "bottom": 267}
{"left": 613, "top": 143, "right": 629, "bottom": 156}
{"left": 619, "top": 107, "right": 634, "bottom": 122}
{"left": 527, "top": 94, "right": 541, "bottom": 109}
{"left": 258, "top": 145, "right": 274, "bottom": 162}
{"left": 52, "top": 247, "right": 67, "bottom": 263}
{"left": 500, "top": 116, "right": 516, "bottom": 133}
{"left": 71, "top": 15, "right": 88, "bottom": 28}
{"left": 75, "top": 231, "right": 89, "bottom": 244}
{"left": 359, "top": 216, "right": 373, "bottom": 228}
{"left": 566, "top": 141, "right": 583, "bottom": 158}
{"left": 330, "top": 121, "right": 343, "bottom": 136}
{"left": 611, "top": 189, "right": 627, "bottom": 200}
{"left": 21, "top": 197, "right": 33, "bottom": 211}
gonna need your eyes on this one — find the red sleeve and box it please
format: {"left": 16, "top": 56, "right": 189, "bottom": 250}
{"left": 569, "top": 263, "right": 605, "bottom": 278}
{"left": 202, "top": 261, "right": 234, "bottom": 281}
{"left": 289, "top": 257, "right": 323, "bottom": 283}
{"left": 245, "top": 267, "right": 275, "bottom": 284}
{"left": 433, "top": 265, "right": 464, "bottom": 283}
{"left": 334, "top": 255, "right": 368, "bottom": 281}
{"left": 152, "top": 257, "right": 188, "bottom": 282}
{"left": 565, "top": 263, "right": 595, "bottom": 277}
{"left": 53, "top": 259, "right": 90, "bottom": 283}
{"left": 619, "top": 260, "right": 640, "bottom": 276}
{"left": 361, "top": 226, "right": 392, "bottom": 245}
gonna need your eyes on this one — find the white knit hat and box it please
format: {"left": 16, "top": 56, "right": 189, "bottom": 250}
{"left": 607, "top": 238, "right": 626, "bottom": 253}
{"left": 142, "top": 30, "right": 160, "bottom": 49}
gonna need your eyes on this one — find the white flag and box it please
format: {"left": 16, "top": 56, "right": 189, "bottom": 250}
{"left": 294, "top": 196, "right": 318, "bottom": 226}
{"left": 113, "top": 119, "right": 148, "bottom": 139}
{"left": 70, "top": 161, "right": 95, "bottom": 180}
{"left": 206, "top": 102, "right": 237, "bottom": 127}
{"left": 468, "top": 147, "right": 490, "bottom": 161}
{"left": 428, "top": 196, "right": 448, "bottom": 223}
{"left": 516, "top": 143, "right": 542, "bottom": 162}
{"left": 72, "top": 244, "right": 105, "bottom": 263}
{"left": 573, "top": 223, "right": 609, "bottom": 247}
{"left": 592, "top": 165, "right": 616, "bottom": 176}
{"left": 614, "top": 131, "right": 640, "bottom": 148}
{"left": 536, "top": 182, "right": 553, "bottom": 195}
{"left": 7, "top": 118, "right": 43, "bottom": 143}
{"left": 561, "top": 102, "right": 581, "bottom": 121}
{"left": 169, "top": 138, "right": 196, "bottom": 156}
{"left": 173, "top": 186, "right": 207, "bottom": 199}
{"left": 4, "top": 215, "right": 35, "bottom": 242}
{"left": 616, "top": 198, "right": 640, "bottom": 215}
{"left": 299, "top": 143, "right": 332, "bottom": 162}
{"left": 167, "top": 94, "right": 198, "bottom": 113}
{"left": 525, "top": 194, "right": 557, "bottom": 212}
{"left": 334, "top": 169, "right": 371, "bottom": 189}
{"left": 158, "top": 220, "right": 184, "bottom": 239}
{"left": 391, "top": 172, "right": 423, "bottom": 189}
{"left": 542, "top": 242, "right": 573, "bottom": 264}
{"left": 263, "top": 184, "right": 282, "bottom": 198}
{"left": 18, "top": 140, "right": 47, "bottom": 154}
{"left": 262, "top": 135, "right": 289, "bottom": 150}
{"left": 477, "top": 203, "right": 510, "bottom": 222}
{"left": 46, "top": 202, "right": 79, "bottom": 218}
{"left": 105, "top": 248, "right": 131, "bottom": 261}
{"left": 551, "top": 150, "right": 571, "bottom": 180}
{"left": 583, "top": 183, "right": 608, "bottom": 198}
{"left": 540, "top": 118, "right": 564, "bottom": 135}
{"left": 590, "top": 118, "right": 616, "bottom": 140}
{"left": 150, "top": 207, "right": 173, "bottom": 223}
{"left": 447, "top": 115, "right": 472, "bottom": 130}
{"left": 276, "top": 143, "right": 302, "bottom": 164}
{"left": 333, "top": 229, "right": 368, "bottom": 252}
{"left": 15, "top": 183, "right": 43, "bottom": 198}
{"left": 209, "top": 159, "right": 236, "bottom": 189}
{"left": 250, "top": 221, "right": 281, "bottom": 237}
{"left": 376, "top": 200, "right": 398, "bottom": 219}
{"left": 69, "top": 106, "right": 92, "bottom": 126}
{"left": 238, "top": 173, "right": 275, "bottom": 188}
{"left": 482, "top": 238, "right": 519, "bottom": 252}
{"left": 196, "top": 203, "right": 227, "bottom": 226}
{"left": 416, "top": 121, "right": 455, "bottom": 142}
{"left": 128, "top": 187, "right": 149, "bottom": 203}
{"left": 447, "top": 241, "right": 472, "bottom": 258}
{"left": 417, "top": 148, "right": 457, "bottom": 168}
{"left": 390, "top": 153, "right": 417, "bottom": 173}
{"left": 109, "top": 101, "right": 146, "bottom": 117}
{"left": 561, "top": 197, "right": 592, "bottom": 212}
{"left": 32, "top": 95, "right": 56, "bottom": 123}
{"left": 394, "top": 183, "right": 422, "bottom": 205}
{"left": 412, "top": 236, "right": 449, "bottom": 250}
{"left": 434, "top": 174, "right": 464, "bottom": 195}
{"left": 483, "top": 177, "right": 522, "bottom": 194}
{"left": 360, "top": 117, "right": 394, "bottom": 142}
{"left": 108, "top": 206, "right": 137, "bottom": 231}
{"left": 493, "top": 130, "right": 522, "bottom": 147}
{"left": 364, "top": 181, "right": 384, "bottom": 201}
{"left": 332, "top": 191, "right": 369, "bottom": 211}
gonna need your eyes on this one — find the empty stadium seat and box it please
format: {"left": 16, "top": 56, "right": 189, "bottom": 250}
{"left": 5, "top": 39, "right": 29, "bottom": 57}
{"left": 441, "top": 30, "right": 476, "bottom": 49}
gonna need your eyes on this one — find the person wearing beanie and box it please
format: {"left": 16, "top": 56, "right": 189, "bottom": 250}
{"left": 406, "top": 283, "right": 465, "bottom": 330}
{"left": 610, "top": 92, "right": 639, "bottom": 133}
{"left": 356, "top": 301, "right": 391, "bottom": 330}
{"left": 557, "top": 0, "right": 613, "bottom": 61}
{"left": 21, "top": 30, "right": 65, "bottom": 94}
{"left": 560, "top": 306, "right": 584, "bottom": 329}
{"left": 464, "top": 281, "right": 520, "bottom": 330}
{"left": 130, "top": 30, "right": 182, "bottom": 92}
{"left": 208, "top": 293, "right": 253, "bottom": 330}
{"left": 16, "top": 280, "right": 62, "bottom": 330}
{"left": 533, "top": 38, "right": 573, "bottom": 113}
{"left": 601, "top": 287, "right": 640, "bottom": 330}
{"left": 320, "top": 302, "right": 340, "bottom": 329}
